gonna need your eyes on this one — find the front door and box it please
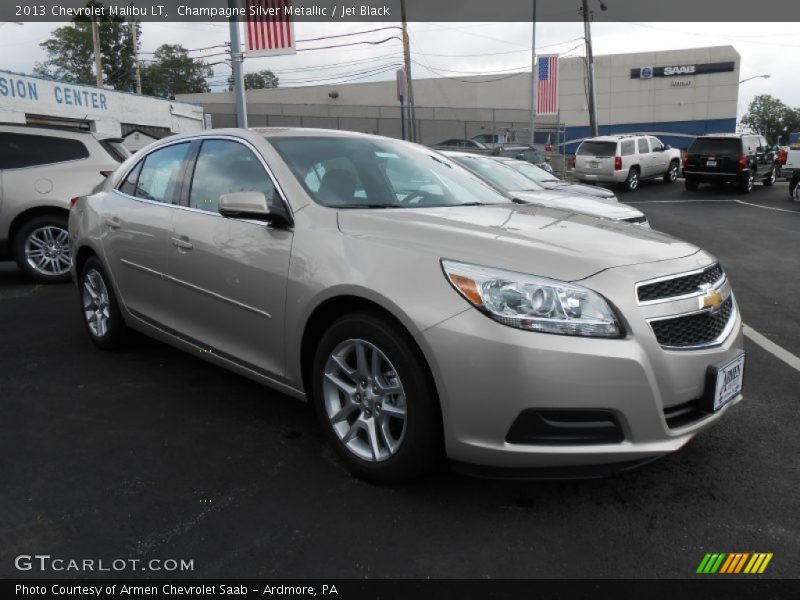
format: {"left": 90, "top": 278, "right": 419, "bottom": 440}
{"left": 165, "top": 138, "right": 293, "bottom": 379}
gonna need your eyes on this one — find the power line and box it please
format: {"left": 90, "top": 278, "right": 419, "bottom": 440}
{"left": 296, "top": 26, "right": 401, "bottom": 43}
{"left": 297, "top": 36, "right": 402, "bottom": 52}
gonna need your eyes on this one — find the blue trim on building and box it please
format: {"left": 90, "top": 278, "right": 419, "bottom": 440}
{"left": 560, "top": 118, "right": 737, "bottom": 153}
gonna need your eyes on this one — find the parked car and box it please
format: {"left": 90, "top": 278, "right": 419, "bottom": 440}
{"left": 683, "top": 133, "right": 777, "bottom": 193}
{"left": 489, "top": 156, "right": 618, "bottom": 200}
{"left": 573, "top": 134, "right": 682, "bottom": 192}
{"left": 71, "top": 128, "right": 744, "bottom": 482}
{"left": 470, "top": 132, "right": 510, "bottom": 149}
{"left": 442, "top": 151, "right": 648, "bottom": 226}
{"left": 0, "top": 124, "right": 128, "bottom": 282}
{"left": 431, "top": 138, "right": 488, "bottom": 151}
{"left": 496, "top": 145, "right": 554, "bottom": 173}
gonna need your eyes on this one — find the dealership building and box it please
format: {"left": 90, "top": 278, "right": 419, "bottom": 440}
{"left": 0, "top": 70, "right": 205, "bottom": 148}
{"left": 177, "top": 45, "right": 740, "bottom": 151}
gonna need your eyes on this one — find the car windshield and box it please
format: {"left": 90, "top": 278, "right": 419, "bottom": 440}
{"left": 506, "top": 161, "right": 560, "bottom": 183}
{"left": 688, "top": 138, "right": 742, "bottom": 154}
{"left": 448, "top": 155, "right": 544, "bottom": 192}
{"left": 269, "top": 136, "right": 509, "bottom": 208}
{"left": 498, "top": 147, "right": 543, "bottom": 162}
{"left": 577, "top": 141, "right": 617, "bottom": 157}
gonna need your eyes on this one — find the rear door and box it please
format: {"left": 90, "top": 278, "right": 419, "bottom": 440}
{"left": 648, "top": 136, "right": 668, "bottom": 176}
{"left": 636, "top": 137, "right": 652, "bottom": 176}
{"left": 102, "top": 142, "right": 191, "bottom": 327}
{"left": 575, "top": 140, "right": 618, "bottom": 175}
{"left": 165, "top": 137, "right": 293, "bottom": 378}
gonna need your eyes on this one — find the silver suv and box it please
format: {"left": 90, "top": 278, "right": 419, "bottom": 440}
{"left": 0, "top": 125, "right": 126, "bottom": 282}
{"left": 574, "top": 134, "right": 682, "bottom": 192}
{"left": 70, "top": 128, "right": 744, "bottom": 482}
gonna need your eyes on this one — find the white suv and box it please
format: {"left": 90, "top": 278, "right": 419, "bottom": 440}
{"left": 0, "top": 125, "right": 127, "bottom": 282}
{"left": 573, "top": 134, "right": 683, "bottom": 192}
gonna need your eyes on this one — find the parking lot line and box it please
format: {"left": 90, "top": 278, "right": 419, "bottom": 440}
{"left": 627, "top": 198, "right": 800, "bottom": 214}
{"left": 734, "top": 200, "right": 800, "bottom": 214}
{"left": 743, "top": 324, "right": 800, "bottom": 373}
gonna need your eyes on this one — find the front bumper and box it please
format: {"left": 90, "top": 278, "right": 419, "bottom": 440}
{"left": 419, "top": 257, "right": 744, "bottom": 471}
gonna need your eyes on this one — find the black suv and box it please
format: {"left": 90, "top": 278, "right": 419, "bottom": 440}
{"left": 683, "top": 133, "right": 777, "bottom": 193}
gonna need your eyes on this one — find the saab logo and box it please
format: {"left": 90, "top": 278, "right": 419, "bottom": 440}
{"left": 701, "top": 289, "right": 723, "bottom": 311}
{"left": 664, "top": 65, "right": 696, "bottom": 76}
{"left": 640, "top": 67, "right": 653, "bottom": 79}
{"left": 697, "top": 553, "right": 773, "bottom": 574}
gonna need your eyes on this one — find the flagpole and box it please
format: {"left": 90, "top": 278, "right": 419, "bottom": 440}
{"left": 529, "top": 0, "right": 536, "bottom": 148}
{"left": 229, "top": 0, "right": 248, "bottom": 128}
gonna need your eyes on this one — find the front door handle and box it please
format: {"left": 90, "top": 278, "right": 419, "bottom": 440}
{"left": 105, "top": 217, "right": 121, "bottom": 230}
{"left": 171, "top": 236, "right": 194, "bottom": 251}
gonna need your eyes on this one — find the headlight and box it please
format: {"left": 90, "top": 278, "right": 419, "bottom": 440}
{"left": 441, "top": 260, "right": 621, "bottom": 338}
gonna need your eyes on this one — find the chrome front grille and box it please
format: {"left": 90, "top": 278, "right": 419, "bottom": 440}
{"left": 637, "top": 263, "right": 724, "bottom": 303}
{"left": 650, "top": 296, "right": 734, "bottom": 349}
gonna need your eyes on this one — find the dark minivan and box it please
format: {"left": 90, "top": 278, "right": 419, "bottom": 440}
{"left": 683, "top": 133, "right": 777, "bottom": 193}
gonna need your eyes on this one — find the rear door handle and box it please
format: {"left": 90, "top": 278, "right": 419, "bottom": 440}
{"left": 105, "top": 217, "right": 121, "bottom": 230}
{"left": 171, "top": 236, "right": 193, "bottom": 250}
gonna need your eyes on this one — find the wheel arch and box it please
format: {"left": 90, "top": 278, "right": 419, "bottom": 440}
{"left": 9, "top": 205, "right": 70, "bottom": 247}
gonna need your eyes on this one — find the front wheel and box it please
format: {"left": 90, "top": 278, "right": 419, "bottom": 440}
{"left": 664, "top": 160, "right": 679, "bottom": 183}
{"left": 790, "top": 174, "right": 800, "bottom": 201}
{"left": 12, "top": 215, "right": 72, "bottom": 283}
{"left": 311, "top": 311, "right": 442, "bottom": 483}
{"left": 79, "top": 256, "right": 129, "bottom": 350}
{"left": 739, "top": 171, "right": 754, "bottom": 194}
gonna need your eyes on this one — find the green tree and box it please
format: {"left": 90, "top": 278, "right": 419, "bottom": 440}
{"left": 33, "top": 2, "right": 141, "bottom": 92}
{"left": 741, "top": 94, "right": 796, "bottom": 145}
{"left": 141, "top": 44, "right": 214, "bottom": 99}
{"left": 243, "top": 70, "right": 280, "bottom": 90}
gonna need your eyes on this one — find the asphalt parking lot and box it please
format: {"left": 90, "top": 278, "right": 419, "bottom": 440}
{"left": 1, "top": 178, "right": 799, "bottom": 579}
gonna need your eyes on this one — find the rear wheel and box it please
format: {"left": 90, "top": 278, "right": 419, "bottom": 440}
{"left": 623, "top": 167, "right": 640, "bottom": 192}
{"left": 790, "top": 174, "right": 799, "bottom": 200}
{"left": 684, "top": 176, "right": 699, "bottom": 191}
{"left": 739, "top": 171, "right": 754, "bottom": 194}
{"left": 311, "top": 311, "right": 442, "bottom": 483}
{"left": 763, "top": 166, "right": 776, "bottom": 186}
{"left": 664, "top": 160, "right": 680, "bottom": 183}
{"left": 12, "top": 214, "right": 71, "bottom": 283}
{"left": 79, "top": 256, "right": 129, "bottom": 350}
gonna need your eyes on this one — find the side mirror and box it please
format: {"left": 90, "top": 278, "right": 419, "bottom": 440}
{"left": 663, "top": 144, "right": 671, "bottom": 151}
{"left": 218, "top": 191, "right": 290, "bottom": 227}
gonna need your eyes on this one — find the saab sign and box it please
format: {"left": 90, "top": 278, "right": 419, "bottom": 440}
{"left": 631, "top": 61, "right": 735, "bottom": 79}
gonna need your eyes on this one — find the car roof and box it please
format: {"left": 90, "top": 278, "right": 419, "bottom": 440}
{"left": 694, "top": 132, "right": 751, "bottom": 139}
{"left": 0, "top": 122, "right": 117, "bottom": 140}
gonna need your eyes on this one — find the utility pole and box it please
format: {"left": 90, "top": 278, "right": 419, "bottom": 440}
{"left": 91, "top": 19, "right": 103, "bottom": 88}
{"left": 228, "top": 0, "right": 248, "bottom": 128}
{"left": 130, "top": 19, "right": 142, "bottom": 94}
{"left": 400, "top": 0, "right": 417, "bottom": 143}
{"left": 581, "top": 0, "right": 599, "bottom": 137}
{"left": 529, "top": 0, "right": 536, "bottom": 148}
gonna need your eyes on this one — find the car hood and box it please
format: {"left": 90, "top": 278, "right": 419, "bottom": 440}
{"left": 337, "top": 203, "right": 698, "bottom": 282}
{"left": 510, "top": 189, "right": 642, "bottom": 220}
{"left": 540, "top": 181, "right": 617, "bottom": 199}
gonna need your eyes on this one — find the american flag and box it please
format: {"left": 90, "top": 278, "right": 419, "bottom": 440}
{"left": 536, "top": 55, "right": 559, "bottom": 115}
{"left": 244, "top": 0, "right": 296, "bottom": 57}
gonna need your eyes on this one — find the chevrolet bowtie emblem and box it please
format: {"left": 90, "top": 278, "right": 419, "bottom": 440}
{"left": 701, "top": 289, "right": 724, "bottom": 311}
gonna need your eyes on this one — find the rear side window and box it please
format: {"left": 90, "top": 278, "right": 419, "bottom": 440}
{"left": 0, "top": 133, "right": 89, "bottom": 169}
{"left": 688, "top": 138, "right": 742, "bottom": 154}
{"left": 135, "top": 143, "right": 190, "bottom": 204}
{"left": 637, "top": 138, "right": 649, "bottom": 154}
{"left": 577, "top": 141, "right": 616, "bottom": 157}
{"left": 620, "top": 140, "right": 635, "bottom": 156}
{"left": 118, "top": 160, "right": 144, "bottom": 196}
{"left": 188, "top": 140, "right": 278, "bottom": 213}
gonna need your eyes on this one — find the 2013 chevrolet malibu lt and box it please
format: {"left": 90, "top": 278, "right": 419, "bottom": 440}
{"left": 69, "top": 128, "right": 745, "bottom": 482}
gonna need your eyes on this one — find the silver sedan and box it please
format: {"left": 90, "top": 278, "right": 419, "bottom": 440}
{"left": 69, "top": 128, "right": 744, "bottom": 482}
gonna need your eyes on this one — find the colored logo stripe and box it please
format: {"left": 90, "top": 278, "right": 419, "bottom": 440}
{"left": 697, "top": 553, "right": 772, "bottom": 574}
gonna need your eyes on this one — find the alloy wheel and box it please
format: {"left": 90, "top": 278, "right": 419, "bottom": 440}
{"left": 82, "top": 269, "right": 111, "bottom": 338}
{"left": 668, "top": 164, "right": 678, "bottom": 182}
{"left": 322, "top": 339, "right": 407, "bottom": 462}
{"left": 627, "top": 171, "right": 639, "bottom": 191}
{"left": 24, "top": 226, "right": 71, "bottom": 277}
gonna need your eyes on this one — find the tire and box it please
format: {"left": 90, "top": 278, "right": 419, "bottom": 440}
{"left": 763, "top": 166, "right": 776, "bottom": 186}
{"left": 311, "top": 311, "right": 442, "bottom": 483}
{"left": 663, "top": 160, "right": 680, "bottom": 183}
{"left": 79, "top": 256, "right": 129, "bottom": 351}
{"left": 622, "top": 167, "right": 640, "bottom": 192}
{"left": 12, "top": 214, "right": 72, "bottom": 283}
{"left": 791, "top": 175, "right": 800, "bottom": 200}
{"left": 738, "top": 171, "right": 754, "bottom": 194}
{"left": 684, "top": 176, "right": 699, "bottom": 191}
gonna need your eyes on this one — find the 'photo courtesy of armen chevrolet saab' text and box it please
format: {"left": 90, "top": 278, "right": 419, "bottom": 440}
{"left": 1, "top": 0, "right": 798, "bottom": 597}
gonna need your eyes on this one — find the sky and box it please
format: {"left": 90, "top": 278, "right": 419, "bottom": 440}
{"left": 1, "top": 20, "right": 798, "bottom": 120}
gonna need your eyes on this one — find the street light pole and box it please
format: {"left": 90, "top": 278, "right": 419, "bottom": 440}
{"left": 91, "top": 19, "right": 103, "bottom": 88}
{"left": 739, "top": 74, "right": 770, "bottom": 84}
{"left": 400, "top": 0, "right": 417, "bottom": 143}
{"left": 581, "top": 0, "right": 599, "bottom": 137}
{"left": 228, "top": 0, "right": 248, "bottom": 128}
{"left": 529, "top": 0, "right": 536, "bottom": 148}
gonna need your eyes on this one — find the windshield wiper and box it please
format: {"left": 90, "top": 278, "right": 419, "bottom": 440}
{"left": 334, "top": 203, "right": 400, "bottom": 209}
